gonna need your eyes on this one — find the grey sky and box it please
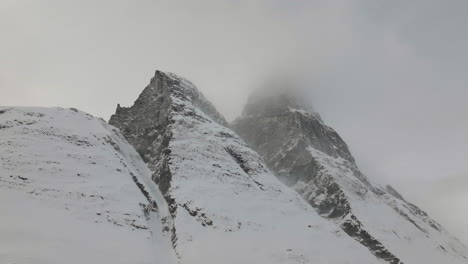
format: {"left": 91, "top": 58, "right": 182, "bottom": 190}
{"left": 1, "top": 0, "right": 467, "bottom": 243}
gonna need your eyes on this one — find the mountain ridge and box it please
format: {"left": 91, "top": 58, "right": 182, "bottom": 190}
{"left": 232, "top": 88, "right": 468, "bottom": 264}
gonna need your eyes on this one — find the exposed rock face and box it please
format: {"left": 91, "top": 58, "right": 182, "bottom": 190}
{"left": 109, "top": 70, "right": 383, "bottom": 264}
{"left": 109, "top": 71, "right": 227, "bottom": 193}
{"left": 232, "top": 89, "right": 468, "bottom": 264}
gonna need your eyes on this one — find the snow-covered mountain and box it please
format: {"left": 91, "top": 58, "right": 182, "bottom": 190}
{"left": 232, "top": 90, "right": 468, "bottom": 264}
{"left": 2, "top": 70, "right": 467, "bottom": 264}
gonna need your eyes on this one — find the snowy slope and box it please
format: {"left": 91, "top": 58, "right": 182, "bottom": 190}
{"left": 109, "top": 70, "right": 383, "bottom": 264}
{"left": 0, "top": 107, "right": 176, "bottom": 264}
{"left": 233, "top": 92, "right": 468, "bottom": 264}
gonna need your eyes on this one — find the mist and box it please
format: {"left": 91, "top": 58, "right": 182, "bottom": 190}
{"left": 1, "top": 0, "right": 468, "bottom": 244}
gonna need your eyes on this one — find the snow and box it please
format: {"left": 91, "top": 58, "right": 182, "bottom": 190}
{"left": 0, "top": 107, "right": 176, "bottom": 264}
{"left": 288, "top": 107, "right": 309, "bottom": 116}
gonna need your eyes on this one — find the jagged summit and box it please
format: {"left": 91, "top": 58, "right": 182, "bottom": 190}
{"left": 110, "top": 70, "right": 228, "bottom": 170}
{"left": 113, "top": 70, "right": 227, "bottom": 128}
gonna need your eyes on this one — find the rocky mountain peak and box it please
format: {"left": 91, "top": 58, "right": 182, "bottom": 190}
{"left": 113, "top": 70, "right": 227, "bottom": 128}
{"left": 236, "top": 89, "right": 354, "bottom": 165}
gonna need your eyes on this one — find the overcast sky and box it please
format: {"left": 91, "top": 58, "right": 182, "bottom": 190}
{"left": 1, "top": 0, "right": 467, "bottom": 244}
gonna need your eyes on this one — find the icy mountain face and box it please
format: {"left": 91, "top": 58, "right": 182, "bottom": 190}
{"left": 232, "top": 90, "right": 468, "bottom": 264}
{"left": 109, "top": 71, "right": 382, "bottom": 264}
{"left": 0, "top": 107, "right": 176, "bottom": 264}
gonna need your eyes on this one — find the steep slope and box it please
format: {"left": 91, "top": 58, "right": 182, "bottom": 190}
{"left": 232, "top": 91, "right": 468, "bottom": 264}
{"left": 109, "top": 70, "right": 382, "bottom": 264}
{"left": 0, "top": 107, "right": 176, "bottom": 264}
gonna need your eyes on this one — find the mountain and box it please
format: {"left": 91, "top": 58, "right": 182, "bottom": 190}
{"left": 0, "top": 107, "right": 176, "bottom": 264}
{"left": 232, "top": 89, "right": 468, "bottom": 264}
{"left": 2, "top": 70, "right": 467, "bottom": 264}
{"left": 108, "top": 70, "right": 382, "bottom": 263}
